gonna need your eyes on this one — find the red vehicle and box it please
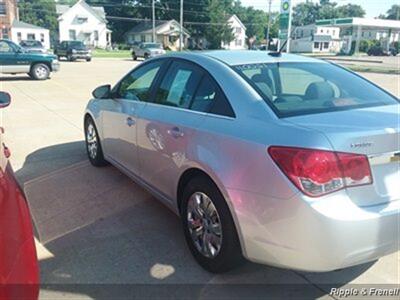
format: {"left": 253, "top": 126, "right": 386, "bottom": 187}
{"left": 0, "top": 92, "right": 39, "bottom": 299}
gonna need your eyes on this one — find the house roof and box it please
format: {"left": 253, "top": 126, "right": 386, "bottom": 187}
{"left": 125, "top": 19, "right": 190, "bottom": 36}
{"left": 12, "top": 20, "right": 48, "bottom": 31}
{"left": 56, "top": 0, "right": 106, "bottom": 21}
{"left": 228, "top": 14, "right": 246, "bottom": 30}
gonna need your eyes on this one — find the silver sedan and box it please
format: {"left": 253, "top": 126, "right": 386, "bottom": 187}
{"left": 84, "top": 51, "right": 400, "bottom": 273}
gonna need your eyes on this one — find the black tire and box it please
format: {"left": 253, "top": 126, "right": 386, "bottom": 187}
{"left": 180, "top": 176, "right": 244, "bottom": 273}
{"left": 84, "top": 116, "right": 108, "bottom": 167}
{"left": 30, "top": 63, "right": 50, "bottom": 80}
{"left": 144, "top": 53, "right": 149, "bottom": 60}
{"left": 132, "top": 52, "right": 137, "bottom": 60}
{"left": 86, "top": 58, "right": 92, "bottom": 62}
{"left": 67, "top": 54, "right": 74, "bottom": 62}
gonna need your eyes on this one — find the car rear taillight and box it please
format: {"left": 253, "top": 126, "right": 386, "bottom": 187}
{"left": 268, "top": 146, "right": 372, "bottom": 197}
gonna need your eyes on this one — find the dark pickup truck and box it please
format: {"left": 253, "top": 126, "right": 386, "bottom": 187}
{"left": 0, "top": 39, "right": 59, "bottom": 80}
{"left": 54, "top": 41, "right": 92, "bottom": 62}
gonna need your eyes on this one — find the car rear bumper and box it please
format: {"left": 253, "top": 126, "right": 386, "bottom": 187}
{"left": 227, "top": 188, "right": 399, "bottom": 272}
{"left": 71, "top": 53, "right": 91, "bottom": 60}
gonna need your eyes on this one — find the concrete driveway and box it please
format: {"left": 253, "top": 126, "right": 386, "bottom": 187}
{"left": 1, "top": 59, "right": 399, "bottom": 299}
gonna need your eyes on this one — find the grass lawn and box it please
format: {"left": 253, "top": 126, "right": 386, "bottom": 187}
{"left": 92, "top": 49, "right": 131, "bottom": 58}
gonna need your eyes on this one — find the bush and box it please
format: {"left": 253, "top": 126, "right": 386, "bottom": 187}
{"left": 358, "top": 40, "right": 381, "bottom": 53}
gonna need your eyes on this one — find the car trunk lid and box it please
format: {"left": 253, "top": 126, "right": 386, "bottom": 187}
{"left": 286, "top": 104, "right": 400, "bottom": 207}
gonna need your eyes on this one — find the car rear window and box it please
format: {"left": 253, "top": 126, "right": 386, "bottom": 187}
{"left": 233, "top": 62, "right": 399, "bottom": 117}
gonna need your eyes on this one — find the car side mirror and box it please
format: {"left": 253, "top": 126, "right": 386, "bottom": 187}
{"left": 0, "top": 92, "right": 11, "bottom": 108}
{"left": 92, "top": 84, "right": 111, "bottom": 99}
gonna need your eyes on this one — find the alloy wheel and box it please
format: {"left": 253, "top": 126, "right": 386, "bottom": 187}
{"left": 86, "top": 122, "right": 98, "bottom": 159}
{"left": 186, "top": 192, "right": 223, "bottom": 258}
{"left": 35, "top": 65, "right": 48, "bottom": 79}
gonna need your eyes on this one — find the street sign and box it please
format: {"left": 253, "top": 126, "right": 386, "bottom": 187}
{"left": 279, "top": 0, "right": 291, "bottom": 40}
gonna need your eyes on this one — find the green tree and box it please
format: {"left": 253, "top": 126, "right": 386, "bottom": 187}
{"left": 18, "top": 0, "right": 58, "bottom": 41}
{"left": 204, "top": 0, "right": 234, "bottom": 49}
{"left": 385, "top": 5, "right": 400, "bottom": 20}
{"left": 336, "top": 4, "right": 365, "bottom": 18}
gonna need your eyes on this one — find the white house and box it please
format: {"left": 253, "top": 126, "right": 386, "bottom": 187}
{"left": 125, "top": 20, "right": 190, "bottom": 50}
{"left": 11, "top": 20, "right": 50, "bottom": 49}
{"left": 290, "top": 24, "right": 341, "bottom": 53}
{"left": 56, "top": 0, "right": 111, "bottom": 48}
{"left": 221, "top": 15, "right": 247, "bottom": 50}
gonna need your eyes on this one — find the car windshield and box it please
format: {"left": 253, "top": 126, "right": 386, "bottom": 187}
{"left": 20, "top": 40, "right": 42, "bottom": 47}
{"left": 143, "top": 43, "right": 162, "bottom": 49}
{"left": 69, "top": 41, "right": 86, "bottom": 49}
{"left": 233, "top": 62, "right": 399, "bottom": 117}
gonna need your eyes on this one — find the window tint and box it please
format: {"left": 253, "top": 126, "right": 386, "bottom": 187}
{"left": 234, "top": 62, "right": 399, "bottom": 117}
{"left": 155, "top": 61, "right": 202, "bottom": 108}
{"left": 118, "top": 60, "right": 163, "bottom": 101}
{"left": 191, "top": 75, "right": 235, "bottom": 117}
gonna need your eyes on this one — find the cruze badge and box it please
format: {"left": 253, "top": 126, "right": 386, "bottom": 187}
{"left": 350, "top": 142, "right": 373, "bottom": 148}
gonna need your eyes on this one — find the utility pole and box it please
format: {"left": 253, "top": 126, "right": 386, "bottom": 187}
{"left": 266, "top": 0, "right": 272, "bottom": 49}
{"left": 179, "top": 0, "right": 183, "bottom": 51}
{"left": 152, "top": 0, "right": 156, "bottom": 42}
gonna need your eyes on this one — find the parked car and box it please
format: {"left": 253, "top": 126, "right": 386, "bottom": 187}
{"left": 0, "top": 92, "right": 39, "bottom": 298}
{"left": 54, "top": 41, "right": 92, "bottom": 62}
{"left": 0, "top": 39, "right": 59, "bottom": 80}
{"left": 367, "top": 46, "right": 398, "bottom": 56}
{"left": 19, "top": 40, "right": 47, "bottom": 54}
{"left": 131, "top": 42, "right": 166, "bottom": 60}
{"left": 84, "top": 51, "right": 400, "bottom": 273}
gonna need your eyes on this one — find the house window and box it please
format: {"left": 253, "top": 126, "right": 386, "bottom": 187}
{"left": 332, "top": 30, "right": 335, "bottom": 36}
{"left": 320, "top": 29, "right": 323, "bottom": 33}
{"left": 235, "top": 27, "right": 241, "bottom": 34}
{"left": 77, "top": 16, "right": 88, "bottom": 24}
{"left": 40, "top": 33, "right": 45, "bottom": 43}
{"left": 323, "top": 42, "right": 329, "bottom": 49}
{"left": 94, "top": 30, "right": 99, "bottom": 41}
{"left": 314, "top": 42, "right": 319, "bottom": 49}
{"left": 235, "top": 39, "right": 242, "bottom": 46}
{"left": 141, "top": 34, "right": 146, "bottom": 42}
{"left": 27, "top": 33, "right": 35, "bottom": 40}
{"left": 17, "top": 32, "right": 22, "bottom": 42}
{"left": 0, "top": 3, "right": 6, "bottom": 15}
{"left": 69, "top": 29, "right": 76, "bottom": 40}
{"left": 2, "top": 28, "right": 8, "bottom": 39}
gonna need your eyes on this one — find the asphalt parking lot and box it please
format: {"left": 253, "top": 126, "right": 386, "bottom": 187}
{"left": 0, "top": 59, "right": 399, "bottom": 299}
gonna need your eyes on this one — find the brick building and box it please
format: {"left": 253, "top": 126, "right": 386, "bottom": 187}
{"left": 0, "top": 0, "right": 18, "bottom": 39}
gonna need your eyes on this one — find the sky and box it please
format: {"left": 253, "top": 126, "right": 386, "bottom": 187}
{"left": 240, "top": 0, "right": 397, "bottom": 18}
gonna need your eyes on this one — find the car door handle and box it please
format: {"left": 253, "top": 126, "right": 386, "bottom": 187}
{"left": 126, "top": 117, "right": 135, "bottom": 127}
{"left": 167, "top": 127, "right": 184, "bottom": 138}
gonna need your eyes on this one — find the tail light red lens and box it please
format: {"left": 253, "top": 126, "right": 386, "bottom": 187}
{"left": 268, "top": 146, "right": 372, "bottom": 197}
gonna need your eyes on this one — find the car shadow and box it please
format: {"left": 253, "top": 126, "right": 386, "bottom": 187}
{"left": 0, "top": 75, "right": 34, "bottom": 81}
{"left": 15, "top": 141, "right": 374, "bottom": 299}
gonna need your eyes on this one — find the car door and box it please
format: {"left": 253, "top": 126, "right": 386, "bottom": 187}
{"left": 137, "top": 59, "right": 210, "bottom": 201}
{"left": 100, "top": 59, "right": 165, "bottom": 176}
{"left": 0, "top": 40, "right": 30, "bottom": 74}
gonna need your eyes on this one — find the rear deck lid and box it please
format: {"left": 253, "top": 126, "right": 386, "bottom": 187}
{"left": 287, "top": 104, "right": 400, "bottom": 207}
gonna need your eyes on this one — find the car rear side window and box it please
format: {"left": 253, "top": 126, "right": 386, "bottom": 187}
{"left": 192, "top": 75, "right": 235, "bottom": 117}
{"left": 155, "top": 61, "right": 202, "bottom": 108}
{"left": 154, "top": 60, "right": 235, "bottom": 117}
{"left": 117, "top": 60, "right": 163, "bottom": 102}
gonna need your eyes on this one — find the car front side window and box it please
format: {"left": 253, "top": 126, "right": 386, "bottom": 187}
{"left": 0, "top": 41, "right": 13, "bottom": 53}
{"left": 117, "top": 60, "right": 163, "bottom": 102}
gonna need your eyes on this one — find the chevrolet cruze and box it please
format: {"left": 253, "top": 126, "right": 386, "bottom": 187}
{"left": 84, "top": 51, "right": 399, "bottom": 273}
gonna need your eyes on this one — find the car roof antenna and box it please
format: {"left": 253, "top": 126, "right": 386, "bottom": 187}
{"left": 268, "top": 26, "right": 298, "bottom": 57}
